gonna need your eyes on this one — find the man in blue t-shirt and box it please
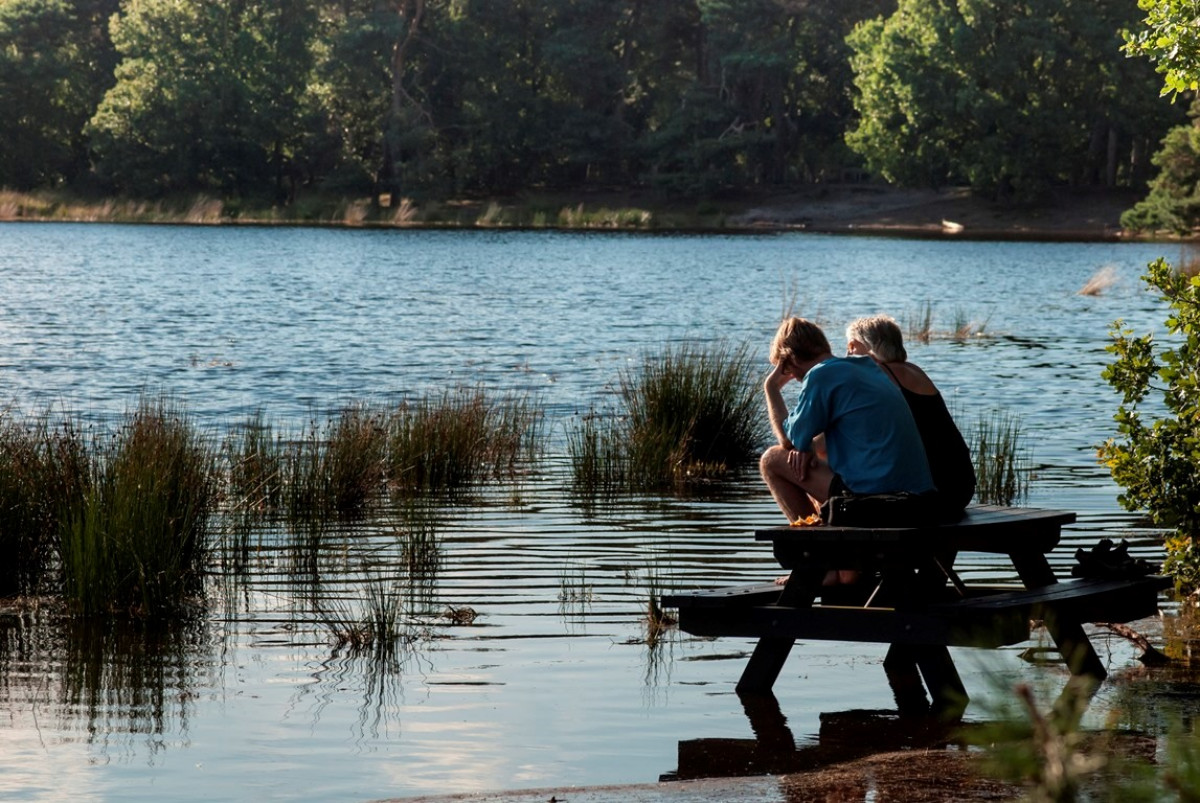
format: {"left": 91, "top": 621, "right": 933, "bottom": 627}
{"left": 761, "top": 317, "right": 934, "bottom": 539}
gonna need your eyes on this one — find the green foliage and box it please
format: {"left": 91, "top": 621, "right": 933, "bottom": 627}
{"left": 847, "top": 0, "right": 1181, "bottom": 199}
{"left": 1100, "top": 257, "right": 1200, "bottom": 594}
{"left": 384, "top": 389, "right": 542, "bottom": 496}
{"left": 89, "top": 0, "right": 320, "bottom": 197}
{"left": 1122, "top": 103, "right": 1200, "bottom": 234}
{"left": 1122, "top": 0, "right": 1200, "bottom": 99}
{"left": 0, "top": 411, "right": 88, "bottom": 596}
{"left": 0, "top": 0, "right": 118, "bottom": 188}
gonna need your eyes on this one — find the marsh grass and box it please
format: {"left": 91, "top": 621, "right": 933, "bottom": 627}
{"left": 225, "top": 411, "right": 283, "bottom": 516}
{"left": 0, "top": 412, "right": 88, "bottom": 596}
{"left": 558, "top": 561, "right": 594, "bottom": 608}
{"left": 566, "top": 411, "right": 630, "bottom": 498}
{"left": 393, "top": 501, "right": 443, "bottom": 581}
{"left": 641, "top": 561, "right": 676, "bottom": 647}
{"left": 1078, "top": 265, "right": 1119, "bottom": 296}
{"left": 906, "top": 302, "right": 990, "bottom": 342}
{"left": 620, "top": 341, "right": 764, "bottom": 488}
{"left": 384, "top": 389, "right": 541, "bottom": 497}
{"left": 567, "top": 342, "right": 764, "bottom": 494}
{"left": 315, "top": 570, "right": 419, "bottom": 659}
{"left": 972, "top": 410, "right": 1030, "bottom": 506}
{"left": 58, "top": 397, "right": 217, "bottom": 618}
{"left": 905, "top": 301, "right": 935, "bottom": 343}
{"left": 557, "top": 203, "right": 654, "bottom": 228}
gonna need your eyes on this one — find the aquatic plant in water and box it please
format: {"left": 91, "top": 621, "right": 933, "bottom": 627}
{"left": 972, "top": 410, "right": 1030, "bottom": 506}
{"left": 568, "top": 341, "right": 765, "bottom": 495}
{"left": 384, "top": 388, "right": 541, "bottom": 496}
{"left": 0, "top": 411, "right": 88, "bottom": 596}
{"left": 57, "top": 397, "right": 217, "bottom": 618}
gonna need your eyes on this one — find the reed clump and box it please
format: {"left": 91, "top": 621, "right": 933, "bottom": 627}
{"left": 0, "top": 411, "right": 88, "bottom": 596}
{"left": 568, "top": 341, "right": 764, "bottom": 493}
{"left": 566, "top": 410, "right": 630, "bottom": 498}
{"left": 57, "top": 397, "right": 217, "bottom": 618}
{"left": 972, "top": 410, "right": 1030, "bottom": 506}
{"left": 225, "top": 411, "right": 284, "bottom": 517}
{"left": 384, "top": 388, "right": 541, "bottom": 497}
{"left": 1079, "top": 266, "right": 1119, "bottom": 296}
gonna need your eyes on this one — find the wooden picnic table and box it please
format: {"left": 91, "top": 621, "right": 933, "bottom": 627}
{"left": 663, "top": 505, "right": 1169, "bottom": 715}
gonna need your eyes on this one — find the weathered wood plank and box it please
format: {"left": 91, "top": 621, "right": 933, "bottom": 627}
{"left": 662, "top": 584, "right": 781, "bottom": 609}
{"left": 675, "top": 604, "right": 1030, "bottom": 648}
{"left": 671, "top": 576, "right": 1169, "bottom": 653}
{"left": 755, "top": 505, "right": 1075, "bottom": 556}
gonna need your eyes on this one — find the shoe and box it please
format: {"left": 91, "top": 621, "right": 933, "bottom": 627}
{"left": 1071, "top": 538, "right": 1158, "bottom": 579}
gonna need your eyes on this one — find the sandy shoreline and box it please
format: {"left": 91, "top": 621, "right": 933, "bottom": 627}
{"left": 726, "top": 186, "right": 1143, "bottom": 242}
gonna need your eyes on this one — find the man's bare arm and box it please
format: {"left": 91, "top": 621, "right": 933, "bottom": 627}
{"left": 764, "top": 364, "right": 794, "bottom": 449}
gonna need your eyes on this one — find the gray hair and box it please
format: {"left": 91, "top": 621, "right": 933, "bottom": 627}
{"left": 846, "top": 315, "right": 907, "bottom": 362}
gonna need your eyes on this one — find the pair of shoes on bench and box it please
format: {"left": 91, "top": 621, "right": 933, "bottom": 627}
{"left": 1071, "top": 538, "right": 1158, "bottom": 580}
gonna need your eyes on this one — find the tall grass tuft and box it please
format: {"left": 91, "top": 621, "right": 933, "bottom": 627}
{"left": 384, "top": 388, "right": 541, "bottom": 496}
{"left": 315, "top": 570, "right": 416, "bottom": 660}
{"left": 57, "top": 397, "right": 217, "bottom": 618}
{"left": 325, "top": 405, "right": 388, "bottom": 515}
{"left": 905, "top": 301, "right": 935, "bottom": 343}
{"left": 619, "top": 341, "right": 765, "bottom": 488}
{"left": 566, "top": 410, "right": 629, "bottom": 498}
{"left": 0, "top": 411, "right": 88, "bottom": 595}
{"left": 225, "top": 411, "right": 283, "bottom": 517}
{"left": 972, "top": 410, "right": 1030, "bottom": 506}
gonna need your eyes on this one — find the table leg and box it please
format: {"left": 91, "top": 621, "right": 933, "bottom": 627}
{"left": 735, "top": 566, "right": 824, "bottom": 695}
{"left": 1011, "top": 551, "right": 1107, "bottom": 680}
{"left": 1045, "top": 619, "right": 1108, "bottom": 680}
{"left": 883, "top": 644, "right": 930, "bottom": 715}
{"left": 913, "top": 645, "right": 968, "bottom": 718}
{"left": 737, "top": 638, "right": 798, "bottom": 694}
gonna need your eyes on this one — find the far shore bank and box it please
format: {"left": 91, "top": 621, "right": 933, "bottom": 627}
{"left": 0, "top": 185, "right": 1183, "bottom": 243}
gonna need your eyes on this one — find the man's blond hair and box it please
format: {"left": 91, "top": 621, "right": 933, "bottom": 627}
{"left": 845, "top": 315, "right": 907, "bottom": 362}
{"left": 770, "top": 317, "right": 831, "bottom": 365}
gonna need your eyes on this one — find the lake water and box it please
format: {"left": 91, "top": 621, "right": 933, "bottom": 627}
{"left": 0, "top": 224, "right": 1188, "bottom": 801}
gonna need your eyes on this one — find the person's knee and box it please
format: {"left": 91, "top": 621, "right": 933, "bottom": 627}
{"left": 759, "top": 445, "right": 789, "bottom": 480}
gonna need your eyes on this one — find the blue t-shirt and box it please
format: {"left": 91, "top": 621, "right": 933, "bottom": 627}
{"left": 783, "top": 356, "right": 935, "bottom": 495}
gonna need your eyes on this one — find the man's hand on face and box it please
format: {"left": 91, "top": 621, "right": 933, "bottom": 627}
{"left": 765, "top": 360, "right": 795, "bottom": 391}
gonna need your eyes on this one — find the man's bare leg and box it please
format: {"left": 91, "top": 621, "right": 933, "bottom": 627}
{"left": 760, "top": 445, "right": 852, "bottom": 586}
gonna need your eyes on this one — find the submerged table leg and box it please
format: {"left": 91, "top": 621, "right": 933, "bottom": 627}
{"left": 736, "top": 565, "right": 824, "bottom": 695}
{"left": 737, "top": 638, "right": 797, "bottom": 694}
{"left": 1045, "top": 619, "right": 1107, "bottom": 680}
{"left": 1010, "top": 550, "right": 1107, "bottom": 681}
{"left": 913, "top": 646, "right": 968, "bottom": 718}
{"left": 883, "top": 644, "right": 930, "bottom": 715}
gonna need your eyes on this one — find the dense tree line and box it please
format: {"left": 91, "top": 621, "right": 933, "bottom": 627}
{"left": 0, "top": 0, "right": 1185, "bottom": 203}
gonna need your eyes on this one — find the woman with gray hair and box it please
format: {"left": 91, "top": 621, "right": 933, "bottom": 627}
{"left": 846, "top": 314, "right": 975, "bottom": 516}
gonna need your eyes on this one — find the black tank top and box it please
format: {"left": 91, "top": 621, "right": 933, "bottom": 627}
{"left": 883, "top": 363, "right": 976, "bottom": 511}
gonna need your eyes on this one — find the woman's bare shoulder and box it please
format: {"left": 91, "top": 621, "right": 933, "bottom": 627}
{"left": 888, "top": 361, "right": 939, "bottom": 395}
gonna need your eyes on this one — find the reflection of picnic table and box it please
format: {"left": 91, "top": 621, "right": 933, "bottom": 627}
{"left": 664, "top": 505, "right": 1169, "bottom": 714}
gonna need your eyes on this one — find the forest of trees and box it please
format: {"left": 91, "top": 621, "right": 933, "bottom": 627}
{"left": 0, "top": 0, "right": 1187, "bottom": 205}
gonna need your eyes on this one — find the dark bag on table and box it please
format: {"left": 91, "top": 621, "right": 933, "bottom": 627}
{"left": 822, "top": 491, "right": 945, "bottom": 527}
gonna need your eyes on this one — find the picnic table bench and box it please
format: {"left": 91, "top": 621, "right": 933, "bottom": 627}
{"left": 663, "top": 505, "right": 1169, "bottom": 714}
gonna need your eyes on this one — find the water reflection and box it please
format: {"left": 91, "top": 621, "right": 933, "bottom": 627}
{"left": 664, "top": 692, "right": 964, "bottom": 782}
{"left": 0, "top": 609, "right": 213, "bottom": 762}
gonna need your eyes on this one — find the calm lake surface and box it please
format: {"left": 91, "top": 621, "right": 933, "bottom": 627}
{"left": 0, "top": 224, "right": 1189, "bottom": 801}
